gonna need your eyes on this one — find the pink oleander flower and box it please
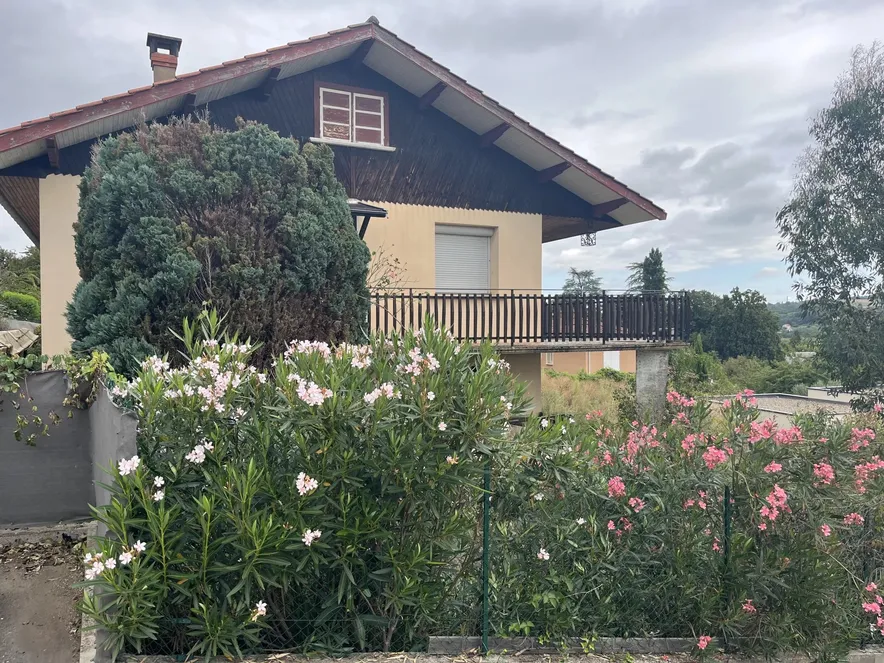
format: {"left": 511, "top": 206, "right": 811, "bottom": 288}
{"left": 850, "top": 428, "right": 876, "bottom": 452}
{"left": 607, "top": 520, "right": 616, "bottom": 531}
{"left": 251, "top": 600, "right": 268, "bottom": 622}
{"left": 844, "top": 513, "right": 865, "bottom": 526}
{"left": 681, "top": 434, "right": 697, "bottom": 455}
{"left": 763, "top": 462, "right": 782, "bottom": 474}
{"left": 702, "top": 446, "right": 729, "bottom": 470}
{"left": 302, "top": 529, "right": 322, "bottom": 547}
{"left": 749, "top": 419, "right": 776, "bottom": 444}
{"left": 85, "top": 560, "right": 105, "bottom": 580}
{"left": 628, "top": 496, "right": 646, "bottom": 512}
{"left": 767, "top": 484, "right": 788, "bottom": 509}
{"left": 118, "top": 551, "right": 133, "bottom": 566}
{"left": 185, "top": 444, "right": 207, "bottom": 465}
{"left": 117, "top": 455, "right": 140, "bottom": 476}
{"left": 537, "top": 548, "right": 550, "bottom": 561}
{"left": 608, "top": 476, "right": 626, "bottom": 498}
{"left": 868, "top": 583, "right": 879, "bottom": 593}
{"left": 133, "top": 540, "right": 146, "bottom": 554}
{"left": 712, "top": 537, "right": 721, "bottom": 553}
{"left": 296, "top": 472, "right": 319, "bottom": 496}
{"left": 820, "top": 524, "right": 832, "bottom": 537}
{"left": 697, "top": 635, "right": 712, "bottom": 650}
{"left": 854, "top": 457, "right": 884, "bottom": 493}
{"left": 813, "top": 462, "right": 835, "bottom": 486}
{"left": 438, "top": 421, "right": 448, "bottom": 432}
{"left": 773, "top": 426, "right": 803, "bottom": 446}
{"left": 874, "top": 402, "right": 883, "bottom": 414}
{"left": 864, "top": 602, "right": 882, "bottom": 615}
{"left": 758, "top": 522, "right": 768, "bottom": 531}
{"left": 742, "top": 599, "right": 756, "bottom": 614}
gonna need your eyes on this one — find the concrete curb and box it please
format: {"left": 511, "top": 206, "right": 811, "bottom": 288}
{"left": 78, "top": 521, "right": 109, "bottom": 663}
{"left": 430, "top": 636, "right": 703, "bottom": 654}
{"left": 429, "top": 637, "right": 884, "bottom": 661}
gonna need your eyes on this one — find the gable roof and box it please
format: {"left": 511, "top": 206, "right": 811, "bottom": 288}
{"left": 0, "top": 18, "right": 665, "bottom": 242}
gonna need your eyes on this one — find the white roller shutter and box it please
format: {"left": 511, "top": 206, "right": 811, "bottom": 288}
{"left": 603, "top": 351, "right": 620, "bottom": 370}
{"left": 435, "top": 225, "right": 491, "bottom": 292}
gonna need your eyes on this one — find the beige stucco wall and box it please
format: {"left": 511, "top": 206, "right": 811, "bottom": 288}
{"left": 547, "top": 350, "right": 637, "bottom": 375}
{"left": 620, "top": 349, "right": 637, "bottom": 373}
{"left": 504, "top": 352, "right": 542, "bottom": 411}
{"left": 39, "top": 175, "right": 81, "bottom": 358}
{"left": 362, "top": 203, "right": 542, "bottom": 291}
{"left": 549, "top": 352, "right": 588, "bottom": 374}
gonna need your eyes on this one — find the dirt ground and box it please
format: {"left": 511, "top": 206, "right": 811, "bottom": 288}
{"left": 0, "top": 537, "right": 82, "bottom": 663}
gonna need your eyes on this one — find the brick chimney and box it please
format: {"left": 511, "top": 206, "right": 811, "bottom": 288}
{"left": 146, "top": 33, "right": 182, "bottom": 84}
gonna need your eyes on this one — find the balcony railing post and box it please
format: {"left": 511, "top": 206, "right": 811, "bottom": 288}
{"left": 510, "top": 289, "right": 516, "bottom": 345}
{"left": 601, "top": 290, "right": 607, "bottom": 344}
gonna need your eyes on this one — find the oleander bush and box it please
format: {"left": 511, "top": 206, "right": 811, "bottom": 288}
{"left": 79, "top": 313, "right": 884, "bottom": 661}
{"left": 80, "top": 312, "right": 530, "bottom": 659}
{"left": 489, "top": 394, "right": 884, "bottom": 660}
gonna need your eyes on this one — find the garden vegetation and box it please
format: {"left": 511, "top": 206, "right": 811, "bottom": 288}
{"left": 80, "top": 315, "right": 884, "bottom": 661}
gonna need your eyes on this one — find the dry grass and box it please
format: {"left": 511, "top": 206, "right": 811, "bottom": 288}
{"left": 541, "top": 373, "right": 621, "bottom": 417}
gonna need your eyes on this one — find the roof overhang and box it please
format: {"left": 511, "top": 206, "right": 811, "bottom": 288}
{"left": 0, "top": 19, "right": 665, "bottom": 244}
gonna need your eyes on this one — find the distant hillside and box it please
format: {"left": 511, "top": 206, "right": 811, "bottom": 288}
{"left": 768, "top": 301, "right": 821, "bottom": 327}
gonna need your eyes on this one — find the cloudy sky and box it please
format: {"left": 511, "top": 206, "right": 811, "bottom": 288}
{"left": 1, "top": 0, "right": 882, "bottom": 301}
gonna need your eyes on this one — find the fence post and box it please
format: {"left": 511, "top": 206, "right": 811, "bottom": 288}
{"left": 482, "top": 459, "right": 491, "bottom": 654}
{"left": 721, "top": 484, "right": 732, "bottom": 650}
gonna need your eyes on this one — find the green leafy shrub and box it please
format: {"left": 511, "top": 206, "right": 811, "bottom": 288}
{"left": 79, "top": 314, "right": 884, "bottom": 660}
{"left": 489, "top": 390, "right": 884, "bottom": 659}
{"left": 67, "top": 116, "right": 370, "bottom": 375}
{"left": 1, "top": 291, "right": 40, "bottom": 322}
{"left": 80, "top": 313, "right": 529, "bottom": 658}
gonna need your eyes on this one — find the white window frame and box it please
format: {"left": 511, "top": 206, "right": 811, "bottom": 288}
{"left": 318, "top": 87, "right": 386, "bottom": 147}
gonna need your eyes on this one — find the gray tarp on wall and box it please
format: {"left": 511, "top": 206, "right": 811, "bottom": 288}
{"left": 0, "top": 371, "right": 93, "bottom": 526}
{"left": 0, "top": 372, "right": 138, "bottom": 527}
{"left": 88, "top": 386, "right": 138, "bottom": 536}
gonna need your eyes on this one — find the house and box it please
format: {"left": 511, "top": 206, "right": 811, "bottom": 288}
{"left": 0, "top": 19, "right": 689, "bottom": 415}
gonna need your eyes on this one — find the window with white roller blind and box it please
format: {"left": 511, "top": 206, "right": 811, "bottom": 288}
{"left": 435, "top": 225, "right": 492, "bottom": 293}
{"left": 603, "top": 350, "right": 620, "bottom": 371}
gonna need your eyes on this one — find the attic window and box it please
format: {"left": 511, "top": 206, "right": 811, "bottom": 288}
{"left": 317, "top": 84, "right": 387, "bottom": 147}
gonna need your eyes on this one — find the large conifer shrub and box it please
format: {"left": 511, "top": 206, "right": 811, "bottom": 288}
{"left": 67, "top": 116, "right": 370, "bottom": 373}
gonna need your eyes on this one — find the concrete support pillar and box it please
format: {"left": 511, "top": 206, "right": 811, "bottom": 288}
{"left": 503, "top": 352, "right": 541, "bottom": 413}
{"left": 635, "top": 348, "right": 669, "bottom": 422}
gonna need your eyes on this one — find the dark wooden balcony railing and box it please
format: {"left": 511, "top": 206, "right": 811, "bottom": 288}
{"left": 368, "top": 290, "right": 692, "bottom": 345}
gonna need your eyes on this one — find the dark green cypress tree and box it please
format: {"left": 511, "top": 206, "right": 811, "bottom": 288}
{"left": 627, "top": 247, "right": 670, "bottom": 292}
{"left": 67, "top": 117, "right": 370, "bottom": 374}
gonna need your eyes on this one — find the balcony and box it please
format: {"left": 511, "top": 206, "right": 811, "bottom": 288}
{"left": 368, "top": 290, "right": 692, "bottom": 352}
